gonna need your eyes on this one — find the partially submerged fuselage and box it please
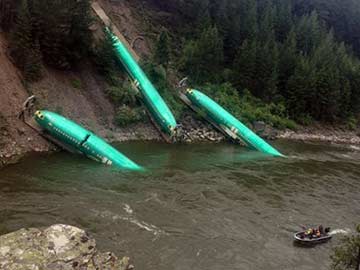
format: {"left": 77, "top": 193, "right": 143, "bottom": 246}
{"left": 105, "top": 28, "right": 178, "bottom": 141}
{"left": 34, "top": 110, "right": 143, "bottom": 171}
{"left": 182, "top": 89, "right": 284, "bottom": 157}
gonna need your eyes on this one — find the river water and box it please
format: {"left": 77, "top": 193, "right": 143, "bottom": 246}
{"left": 0, "top": 140, "right": 359, "bottom": 269}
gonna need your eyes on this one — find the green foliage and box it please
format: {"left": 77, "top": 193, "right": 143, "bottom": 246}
{"left": 92, "top": 29, "right": 124, "bottom": 83}
{"left": 142, "top": 60, "right": 185, "bottom": 119}
{"left": 346, "top": 116, "right": 358, "bottom": 131}
{"left": 33, "top": 0, "right": 93, "bottom": 68}
{"left": 233, "top": 39, "right": 257, "bottom": 92}
{"left": 331, "top": 225, "right": 360, "bottom": 270}
{"left": 71, "top": 79, "right": 82, "bottom": 89}
{"left": 9, "top": 0, "right": 93, "bottom": 73}
{"left": 201, "top": 83, "right": 296, "bottom": 129}
{"left": 114, "top": 106, "right": 143, "bottom": 127}
{"left": 153, "top": 31, "right": 170, "bottom": 67}
{"left": 161, "top": 0, "right": 360, "bottom": 125}
{"left": 10, "top": 0, "right": 42, "bottom": 82}
{"left": 179, "top": 24, "right": 224, "bottom": 84}
{"left": 106, "top": 80, "right": 138, "bottom": 107}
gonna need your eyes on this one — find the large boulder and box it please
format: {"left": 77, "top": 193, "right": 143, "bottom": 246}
{"left": 0, "top": 224, "right": 132, "bottom": 270}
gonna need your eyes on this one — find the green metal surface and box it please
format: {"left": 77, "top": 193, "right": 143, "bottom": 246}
{"left": 105, "top": 28, "right": 177, "bottom": 137}
{"left": 34, "top": 110, "right": 143, "bottom": 171}
{"left": 185, "top": 89, "right": 284, "bottom": 157}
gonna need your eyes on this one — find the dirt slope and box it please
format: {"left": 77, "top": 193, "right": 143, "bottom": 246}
{"left": 0, "top": 33, "right": 52, "bottom": 166}
{"left": 97, "top": 0, "right": 151, "bottom": 57}
{"left": 0, "top": 29, "right": 159, "bottom": 167}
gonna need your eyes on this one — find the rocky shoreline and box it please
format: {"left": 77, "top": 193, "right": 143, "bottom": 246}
{"left": 0, "top": 224, "right": 133, "bottom": 270}
{"left": 1, "top": 120, "right": 360, "bottom": 168}
{"left": 277, "top": 125, "right": 360, "bottom": 145}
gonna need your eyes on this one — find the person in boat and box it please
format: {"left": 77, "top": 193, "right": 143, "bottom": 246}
{"left": 304, "top": 228, "right": 314, "bottom": 238}
{"left": 318, "top": 225, "right": 324, "bottom": 235}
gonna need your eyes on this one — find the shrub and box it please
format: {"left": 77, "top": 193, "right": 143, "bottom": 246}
{"left": 141, "top": 60, "right": 185, "bottom": 118}
{"left": 71, "top": 79, "right": 82, "bottom": 89}
{"left": 114, "top": 106, "right": 143, "bottom": 127}
{"left": 106, "top": 80, "right": 138, "bottom": 107}
{"left": 331, "top": 224, "right": 360, "bottom": 270}
{"left": 200, "top": 83, "right": 297, "bottom": 130}
{"left": 346, "top": 116, "right": 358, "bottom": 131}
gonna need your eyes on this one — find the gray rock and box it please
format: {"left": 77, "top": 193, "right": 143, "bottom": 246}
{"left": 0, "top": 224, "right": 131, "bottom": 270}
{"left": 253, "top": 121, "right": 266, "bottom": 133}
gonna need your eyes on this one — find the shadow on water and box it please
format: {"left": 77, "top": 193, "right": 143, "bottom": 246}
{"left": 0, "top": 140, "right": 360, "bottom": 270}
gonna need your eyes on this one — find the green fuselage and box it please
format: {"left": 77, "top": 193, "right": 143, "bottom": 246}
{"left": 185, "top": 89, "right": 284, "bottom": 157}
{"left": 34, "top": 110, "right": 143, "bottom": 171}
{"left": 105, "top": 28, "right": 177, "bottom": 138}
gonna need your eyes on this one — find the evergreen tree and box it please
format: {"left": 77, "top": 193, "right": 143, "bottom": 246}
{"left": 154, "top": 31, "right": 170, "bottom": 67}
{"left": 23, "top": 37, "right": 43, "bottom": 81}
{"left": 286, "top": 56, "right": 314, "bottom": 121}
{"left": 273, "top": 0, "right": 293, "bottom": 42}
{"left": 31, "top": 0, "right": 93, "bottom": 69}
{"left": 296, "top": 11, "right": 322, "bottom": 55}
{"left": 240, "top": 0, "right": 258, "bottom": 42}
{"left": 233, "top": 39, "right": 257, "bottom": 92}
{"left": 214, "top": 0, "right": 241, "bottom": 63}
{"left": 278, "top": 29, "right": 297, "bottom": 98}
{"left": 67, "top": 0, "right": 93, "bottom": 62}
{"left": 258, "top": 0, "right": 276, "bottom": 43}
{"left": 92, "top": 29, "right": 121, "bottom": 83}
{"left": 10, "top": 0, "right": 32, "bottom": 69}
{"left": 10, "top": 0, "right": 42, "bottom": 81}
{"left": 309, "top": 31, "right": 341, "bottom": 120}
{"left": 179, "top": 24, "right": 223, "bottom": 83}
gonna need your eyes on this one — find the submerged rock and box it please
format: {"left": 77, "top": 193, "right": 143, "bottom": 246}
{"left": 0, "top": 224, "right": 131, "bottom": 270}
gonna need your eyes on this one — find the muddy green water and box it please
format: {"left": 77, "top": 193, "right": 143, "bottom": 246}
{"left": 0, "top": 141, "right": 360, "bottom": 270}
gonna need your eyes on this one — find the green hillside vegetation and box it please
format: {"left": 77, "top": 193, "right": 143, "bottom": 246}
{"left": 1, "top": 0, "right": 360, "bottom": 129}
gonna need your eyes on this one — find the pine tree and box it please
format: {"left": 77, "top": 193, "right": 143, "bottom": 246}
{"left": 67, "top": 0, "right": 93, "bottom": 62}
{"left": 274, "top": 0, "right": 293, "bottom": 42}
{"left": 240, "top": 0, "right": 258, "bottom": 41}
{"left": 179, "top": 24, "right": 223, "bottom": 83}
{"left": 286, "top": 56, "right": 314, "bottom": 121}
{"left": 154, "top": 31, "right": 170, "bottom": 67}
{"left": 31, "top": 0, "right": 93, "bottom": 69}
{"left": 258, "top": 0, "right": 276, "bottom": 43}
{"left": 233, "top": 39, "right": 257, "bottom": 92}
{"left": 214, "top": 0, "right": 241, "bottom": 63}
{"left": 10, "top": 0, "right": 42, "bottom": 81}
{"left": 10, "top": 0, "right": 32, "bottom": 69}
{"left": 255, "top": 35, "right": 279, "bottom": 101}
{"left": 296, "top": 11, "right": 322, "bottom": 55}
{"left": 309, "top": 31, "right": 341, "bottom": 121}
{"left": 23, "top": 37, "right": 43, "bottom": 81}
{"left": 278, "top": 29, "right": 298, "bottom": 98}
{"left": 196, "top": 24, "right": 224, "bottom": 82}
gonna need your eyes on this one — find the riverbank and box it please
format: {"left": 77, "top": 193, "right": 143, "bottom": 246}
{"left": 0, "top": 224, "right": 132, "bottom": 270}
{"left": 277, "top": 125, "right": 360, "bottom": 145}
{"left": 1, "top": 120, "right": 359, "bottom": 168}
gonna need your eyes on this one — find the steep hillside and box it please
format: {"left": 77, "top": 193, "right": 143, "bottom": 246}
{"left": 97, "top": 0, "right": 151, "bottom": 57}
{"left": 0, "top": 3, "right": 161, "bottom": 167}
{"left": 0, "top": 32, "right": 52, "bottom": 165}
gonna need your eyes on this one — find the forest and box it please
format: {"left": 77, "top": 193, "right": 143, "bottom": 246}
{"left": 1, "top": 0, "right": 360, "bottom": 129}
